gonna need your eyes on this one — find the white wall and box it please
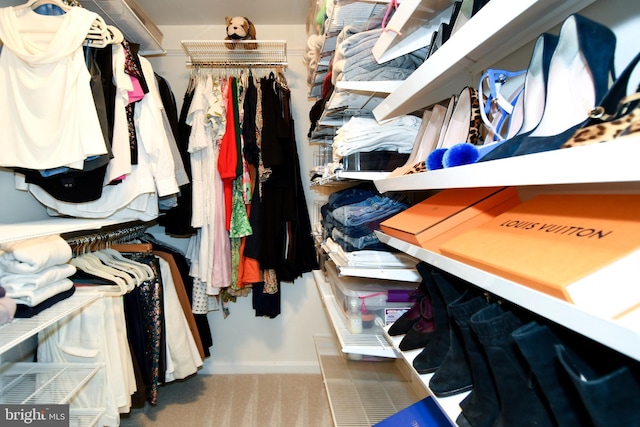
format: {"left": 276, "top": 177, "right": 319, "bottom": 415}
{"left": 145, "top": 23, "right": 333, "bottom": 374}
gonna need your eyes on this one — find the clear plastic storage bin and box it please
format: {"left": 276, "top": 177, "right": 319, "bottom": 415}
{"left": 326, "top": 261, "right": 415, "bottom": 329}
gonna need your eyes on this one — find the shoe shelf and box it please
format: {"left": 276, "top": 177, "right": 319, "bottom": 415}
{"left": 309, "top": 0, "right": 391, "bottom": 99}
{"left": 313, "top": 270, "right": 400, "bottom": 359}
{"left": 375, "top": 231, "right": 640, "bottom": 362}
{"left": 371, "top": 0, "right": 454, "bottom": 64}
{"left": 0, "top": 292, "right": 101, "bottom": 356}
{"left": 373, "top": 0, "right": 598, "bottom": 121}
{"left": 373, "top": 137, "right": 640, "bottom": 193}
{"left": 0, "top": 362, "right": 104, "bottom": 405}
{"left": 382, "top": 326, "right": 470, "bottom": 423}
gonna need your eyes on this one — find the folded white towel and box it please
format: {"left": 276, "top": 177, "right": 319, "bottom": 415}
{"left": 0, "top": 263, "right": 77, "bottom": 292}
{"left": 0, "top": 235, "right": 72, "bottom": 274}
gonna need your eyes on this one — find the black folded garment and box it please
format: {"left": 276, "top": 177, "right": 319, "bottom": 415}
{"left": 14, "top": 286, "right": 76, "bottom": 319}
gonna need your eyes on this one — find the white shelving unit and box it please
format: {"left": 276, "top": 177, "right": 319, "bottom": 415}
{"left": 79, "top": 0, "right": 164, "bottom": 55}
{"left": 307, "top": 0, "right": 640, "bottom": 424}
{"left": 382, "top": 327, "right": 470, "bottom": 421}
{"left": 181, "top": 40, "right": 287, "bottom": 67}
{"left": 0, "top": 218, "right": 126, "bottom": 245}
{"left": 313, "top": 270, "right": 400, "bottom": 359}
{"left": 0, "top": 0, "right": 161, "bottom": 421}
{"left": 376, "top": 231, "right": 640, "bottom": 361}
{"left": 311, "top": 170, "right": 391, "bottom": 186}
{"left": 314, "top": 335, "right": 427, "bottom": 427}
{"left": 0, "top": 363, "right": 103, "bottom": 405}
{"left": 324, "top": 249, "right": 420, "bottom": 283}
{"left": 371, "top": 0, "right": 453, "bottom": 64}
{"left": 374, "top": 137, "right": 640, "bottom": 193}
{"left": 309, "top": 0, "right": 391, "bottom": 99}
{"left": 0, "top": 292, "right": 101, "bottom": 356}
{"left": 0, "top": 293, "right": 106, "bottom": 426}
{"left": 372, "top": 0, "right": 597, "bottom": 121}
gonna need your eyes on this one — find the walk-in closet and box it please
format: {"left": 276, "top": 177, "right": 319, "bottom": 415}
{"left": 0, "top": 0, "right": 638, "bottom": 426}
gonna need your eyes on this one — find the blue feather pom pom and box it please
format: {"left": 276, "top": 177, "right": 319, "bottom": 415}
{"left": 426, "top": 148, "right": 448, "bottom": 170}
{"left": 442, "top": 143, "right": 480, "bottom": 168}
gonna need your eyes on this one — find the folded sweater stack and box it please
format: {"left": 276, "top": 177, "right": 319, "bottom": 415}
{"left": 0, "top": 234, "right": 76, "bottom": 320}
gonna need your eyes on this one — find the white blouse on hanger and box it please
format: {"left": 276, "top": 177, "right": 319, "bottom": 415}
{"left": 20, "top": 51, "right": 181, "bottom": 221}
{"left": 0, "top": 6, "right": 108, "bottom": 170}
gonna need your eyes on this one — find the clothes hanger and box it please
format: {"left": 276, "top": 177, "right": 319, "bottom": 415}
{"left": 78, "top": 252, "right": 137, "bottom": 292}
{"left": 99, "top": 247, "right": 155, "bottom": 283}
{"left": 92, "top": 250, "right": 145, "bottom": 285}
{"left": 71, "top": 234, "right": 138, "bottom": 292}
{"left": 276, "top": 65, "right": 289, "bottom": 90}
{"left": 14, "top": 0, "right": 71, "bottom": 12}
{"left": 85, "top": 15, "right": 112, "bottom": 48}
{"left": 107, "top": 25, "right": 124, "bottom": 44}
{"left": 15, "top": 0, "right": 114, "bottom": 48}
{"left": 70, "top": 254, "right": 130, "bottom": 295}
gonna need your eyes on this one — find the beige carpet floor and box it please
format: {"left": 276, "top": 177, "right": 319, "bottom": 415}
{"left": 118, "top": 374, "right": 334, "bottom": 427}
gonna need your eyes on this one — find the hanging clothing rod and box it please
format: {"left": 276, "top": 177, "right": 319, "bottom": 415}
{"left": 182, "top": 39, "right": 287, "bottom": 68}
{"left": 62, "top": 220, "right": 155, "bottom": 254}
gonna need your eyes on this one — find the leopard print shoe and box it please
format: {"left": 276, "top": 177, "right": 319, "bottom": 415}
{"left": 616, "top": 114, "right": 640, "bottom": 140}
{"left": 562, "top": 50, "right": 640, "bottom": 148}
{"left": 562, "top": 93, "right": 640, "bottom": 148}
{"left": 404, "top": 161, "right": 427, "bottom": 174}
{"left": 440, "top": 86, "right": 483, "bottom": 149}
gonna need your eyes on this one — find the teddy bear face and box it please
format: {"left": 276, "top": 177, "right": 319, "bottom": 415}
{"left": 226, "top": 16, "right": 250, "bottom": 40}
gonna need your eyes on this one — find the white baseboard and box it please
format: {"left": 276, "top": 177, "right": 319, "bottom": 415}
{"left": 198, "top": 360, "right": 322, "bottom": 375}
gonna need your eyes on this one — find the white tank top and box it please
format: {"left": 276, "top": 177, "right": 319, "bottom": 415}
{"left": 0, "top": 6, "right": 108, "bottom": 170}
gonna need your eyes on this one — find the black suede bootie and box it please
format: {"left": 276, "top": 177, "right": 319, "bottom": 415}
{"left": 412, "top": 269, "right": 463, "bottom": 374}
{"left": 428, "top": 288, "right": 474, "bottom": 397}
{"left": 557, "top": 344, "right": 640, "bottom": 427}
{"left": 470, "top": 304, "right": 554, "bottom": 427}
{"left": 398, "top": 262, "right": 437, "bottom": 351}
{"left": 388, "top": 275, "right": 428, "bottom": 336}
{"left": 512, "top": 321, "right": 594, "bottom": 427}
{"left": 448, "top": 294, "right": 498, "bottom": 427}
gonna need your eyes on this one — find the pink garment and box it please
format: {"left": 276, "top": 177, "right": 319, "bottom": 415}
{"left": 127, "top": 75, "right": 145, "bottom": 104}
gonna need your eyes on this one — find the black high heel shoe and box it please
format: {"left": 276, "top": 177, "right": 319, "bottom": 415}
{"left": 479, "top": 14, "right": 617, "bottom": 161}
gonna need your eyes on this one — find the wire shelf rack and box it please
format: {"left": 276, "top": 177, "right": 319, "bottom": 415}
{"left": 0, "top": 363, "right": 103, "bottom": 405}
{"left": 0, "top": 292, "right": 101, "bottom": 356}
{"left": 182, "top": 40, "right": 287, "bottom": 67}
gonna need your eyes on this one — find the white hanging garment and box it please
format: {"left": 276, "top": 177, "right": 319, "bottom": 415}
{"left": 0, "top": 6, "right": 108, "bottom": 170}
{"left": 156, "top": 257, "right": 203, "bottom": 382}
{"left": 37, "top": 296, "right": 129, "bottom": 426}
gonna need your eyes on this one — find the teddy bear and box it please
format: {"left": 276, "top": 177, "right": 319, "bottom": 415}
{"left": 225, "top": 16, "right": 257, "bottom": 49}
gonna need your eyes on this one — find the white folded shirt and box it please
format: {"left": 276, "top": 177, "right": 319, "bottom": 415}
{"left": 8, "top": 278, "right": 74, "bottom": 307}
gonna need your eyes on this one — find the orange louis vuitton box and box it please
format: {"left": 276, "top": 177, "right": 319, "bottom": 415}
{"left": 379, "top": 186, "right": 521, "bottom": 250}
{"left": 439, "top": 193, "right": 640, "bottom": 319}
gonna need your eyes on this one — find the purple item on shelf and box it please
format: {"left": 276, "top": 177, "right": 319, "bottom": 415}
{"left": 387, "top": 289, "right": 415, "bottom": 303}
{"left": 0, "top": 296, "right": 17, "bottom": 325}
